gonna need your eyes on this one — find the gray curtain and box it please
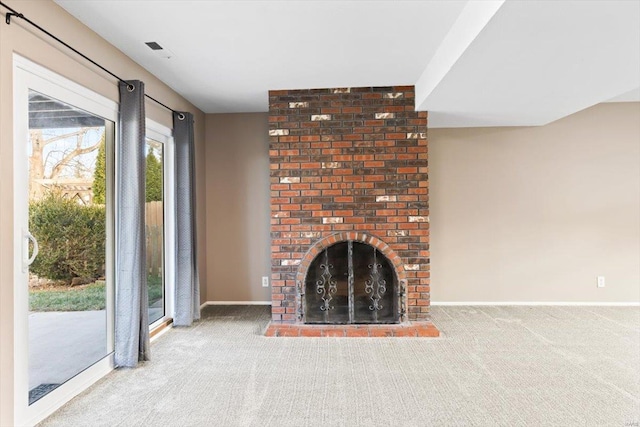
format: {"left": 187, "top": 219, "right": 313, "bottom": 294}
{"left": 173, "top": 111, "right": 201, "bottom": 326}
{"left": 115, "top": 80, "right": 150, "bottom": 367}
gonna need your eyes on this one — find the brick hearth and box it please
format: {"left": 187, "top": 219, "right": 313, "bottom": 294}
{"left": 264, "top": 322, "right": 440, "bottom": 338}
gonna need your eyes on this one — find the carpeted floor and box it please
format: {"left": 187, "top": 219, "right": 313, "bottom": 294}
{"left": 39, "top": 305, "right": 640, "bottom": 427}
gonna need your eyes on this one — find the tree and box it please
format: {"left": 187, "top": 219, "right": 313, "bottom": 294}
{"left": 145, "top": 147, "right": 163, "bottom": 202}
{"left": 93, "top": 137, "right": 164, "bottom": 204}
{"left": 92, "top": 134, "right": 107, "bottom": 204}
{"left": 29, "top": 128, "right": 102, "bottom": 200}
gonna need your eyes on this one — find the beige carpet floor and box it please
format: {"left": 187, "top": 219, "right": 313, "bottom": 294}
{"left": 39, "top": 305, "right": 640, "bottom": 427}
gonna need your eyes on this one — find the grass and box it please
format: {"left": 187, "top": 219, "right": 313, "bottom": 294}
{"left": 30, "top": 281, "right": 106, "bottom": 312}
{"left": 30, "top": 277, "right": 164, "bottom": 312}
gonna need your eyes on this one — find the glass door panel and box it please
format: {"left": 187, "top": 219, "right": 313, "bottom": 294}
{"left": 27, "top": 90, "right": 110, "bottom": 404}
{"left": 145, "top": 138, "right": 165, "bottom": 324}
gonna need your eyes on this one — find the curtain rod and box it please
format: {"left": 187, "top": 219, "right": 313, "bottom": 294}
{"left": 0, "top": 1, "right": 183, "bottom": 118}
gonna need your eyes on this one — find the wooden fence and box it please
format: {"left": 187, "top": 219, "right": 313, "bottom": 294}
{"left": 145, "top": 201, "right": 163, "bottom": 277}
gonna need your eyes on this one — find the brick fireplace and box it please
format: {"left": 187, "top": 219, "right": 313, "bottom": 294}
{"left": 266, "top": 86, "right": 438, "bottom": 337}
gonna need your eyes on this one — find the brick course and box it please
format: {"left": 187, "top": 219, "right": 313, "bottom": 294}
{"left": 269, "top": 86, "right": 431, "bottom": 324}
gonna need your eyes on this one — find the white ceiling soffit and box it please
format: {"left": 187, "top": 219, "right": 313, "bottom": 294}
{"left": 606, "top": 87, "right": 640, "bottom": 103}
{"left": 54, "top": 0, "right": 467, "bottom": 114}
{"left": 417, "top": 0, "right": 640, "bottom": 128}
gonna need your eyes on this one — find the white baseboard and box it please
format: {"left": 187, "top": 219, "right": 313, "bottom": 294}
{"left": 431, "top": 301, "right": 640, "bottom": 306}
{"left": 197, "top": 301, "right": 640, "bottom": 310}
{"left": 200, "top": 301, "right": 272, "bottom": 309}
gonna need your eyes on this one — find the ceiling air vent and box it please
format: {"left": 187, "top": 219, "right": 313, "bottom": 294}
{"left": 145, "top": 41, "right": 163, "bottom": 51}
{"left": 144, "top": 41, "right": 173, "bottom": 59}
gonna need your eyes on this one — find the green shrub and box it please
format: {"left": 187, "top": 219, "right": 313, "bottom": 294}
{"left": 29, "top": 193, "right": 106, "bottom": 282}
{"left": 148, "top": 274, "right": 163, "bottom": 305}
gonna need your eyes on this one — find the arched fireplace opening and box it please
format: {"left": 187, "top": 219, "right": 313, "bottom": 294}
{"left": 302, "top": 241, "right": 400, "bottom": 324}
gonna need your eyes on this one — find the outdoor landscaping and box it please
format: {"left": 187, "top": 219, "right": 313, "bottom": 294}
{"left": 27, "top": 137, "right": 165, "bottom": 314}
{"left": 29, "top": 276, "right": 163, "bottom": 312}
{"left": 28, "top": 192, "right": 163, "bottom": 312}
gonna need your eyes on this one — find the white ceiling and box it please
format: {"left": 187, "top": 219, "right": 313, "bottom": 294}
{"left": 55, "top": 0, "right": 639, "bottom": 128}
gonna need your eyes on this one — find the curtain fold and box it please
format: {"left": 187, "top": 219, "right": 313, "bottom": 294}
{"left": 173, "top": 111, "right": 201, "bottom": 326}
{"left": 115, "top": 80, "right": 150, "bottom": 367}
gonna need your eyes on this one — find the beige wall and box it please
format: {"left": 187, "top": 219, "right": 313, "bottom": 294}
{"left": 201, "top": 105, "right": 639, "bottom": 306}
{"left": 0, "top": 2, "right": 207, "bottom": 424}
{"left": 429, "top": 102, "right": 640, "bottom": 302}
{"left": 205, "top": 113, "right": 271, "bottom": 302}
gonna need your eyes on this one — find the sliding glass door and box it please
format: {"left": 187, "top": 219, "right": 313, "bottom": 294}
{"left": 145, "top": 137, "right": 164, "bottom": 324}
{"left": 14, "top": 56, "right": 116, "bottom": 426}
{"left": 146, "top": 121, "right": 175, "bottom": 329}
{"left": 14, "top": 56, "right": 175, "bottom": 425}
{"left": 27, "top": 90, "right": 111, "bottom": 404}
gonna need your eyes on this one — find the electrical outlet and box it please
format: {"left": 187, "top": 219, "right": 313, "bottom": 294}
{"left": 262, "top": 276, "right": 269, "bottom": 287}
{"left": 597, "top": 276, "right": 605, "bottom": 288}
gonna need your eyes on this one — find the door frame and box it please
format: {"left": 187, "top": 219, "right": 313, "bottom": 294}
{"left": 13, "top": 54, "right": 117, "bottom": 426}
